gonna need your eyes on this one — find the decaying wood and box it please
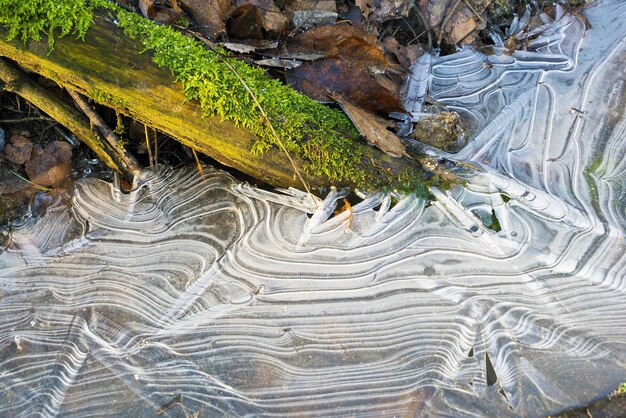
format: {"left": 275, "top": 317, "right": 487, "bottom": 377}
{"left": 0, "top": 16, "right": 425, "bottom": 190}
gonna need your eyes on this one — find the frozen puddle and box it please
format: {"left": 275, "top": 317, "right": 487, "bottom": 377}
{"left": 1, "top": 1, "right": 625, "bottom": 416}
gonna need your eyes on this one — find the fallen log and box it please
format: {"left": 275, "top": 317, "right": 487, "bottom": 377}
{"left": 0, "top": 4, "right": 436, "bottom": 194}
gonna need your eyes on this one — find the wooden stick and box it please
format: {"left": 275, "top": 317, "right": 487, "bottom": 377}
{"left": 67, "top": 88, "right": 143, "bottom": 180}
{"left": 0, "top": 57, "right": 138, "bottom": 180}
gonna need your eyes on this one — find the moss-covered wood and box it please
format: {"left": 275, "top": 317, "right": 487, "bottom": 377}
{"left": 0, "top": 3, "right": 434, "bottom": 193}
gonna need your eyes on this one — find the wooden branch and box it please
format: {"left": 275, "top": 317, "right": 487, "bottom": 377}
{"left": 0, "top": 16, "right": 426, "bottom": 190}
{"left": 67, "top": 88, "right": 143, "bottom": 179}
{"left": 0, "top": 57, "right": 138, "bottom": 180}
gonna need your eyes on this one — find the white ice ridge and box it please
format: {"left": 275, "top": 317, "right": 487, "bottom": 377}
{"left": 1, "top": 1, "right": 626, "bottom": 416}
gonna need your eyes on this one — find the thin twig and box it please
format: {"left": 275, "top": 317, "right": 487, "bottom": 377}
{"left": 414, "top": 6, "right": 433, "bottom": 51}
{"left": 167, "top": 26, "right": 313, "bottom": 195}
{"left": 67, "top": 89, "right": 143, "bottom": 180}
{"left": 462, "top": 0, "right": 486, "bottom": 26}
{"left": 191, "top": 148, "right": 203, "bottom": 175}
{"left": 153, "top": 129, "right": 158, "bottom": 166}
{"left": 219, "top": 58, "right": 313, "bottom": 197}
{"left": 437, "top": 0, "right": 463, "bottom": 46}
{"left": 401, "top": 16, "right": 420, "bottom": 44}
{"left": 144, "top": 124, "right": 154, "bottom": 167}
{"left": 0, "top": 117, "right": 56, "bottom": 123}
{"left": 8, "top": 169, "right": 52, "bottom": 191}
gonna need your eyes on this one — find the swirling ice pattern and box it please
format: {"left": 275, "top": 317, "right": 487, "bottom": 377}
{"left": 1, "top": 1, "right": 626, "bottom": 416}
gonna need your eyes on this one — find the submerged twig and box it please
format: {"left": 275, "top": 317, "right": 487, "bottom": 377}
{"left": 144, "top": 124, "right": 154, "bottom": 167}
{"left": 437, "top": 0, "right": 463, "bottom": 46}
{"left": 414, "top": 6, "right": 433, "bottom": 52}
{"left": 7, "top": 169, "right": 52, "bottom": 191}
{"left": 191, "top": 148, "right": 203, "bottom": 175}
{"left": 463, "top": 0, "right": 486, "bottom": 26}
{"left": 0, "top": 116, "right": 56, "bottom": 123}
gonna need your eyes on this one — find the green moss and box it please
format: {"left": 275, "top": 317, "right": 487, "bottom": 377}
{"left": 487, "top": 0, "right": 514, "bottom": 22}
{"left": 90, "top": 87, "right": 128, "bottom": 109}
{"left": 489, "top": 210, "right": 502, "bottom": 232}
{"left": 0, "top": 0, "right": 435, "bottom": 195}
{"left": 0, "top": 0, "right": 93, "bottom": 49}
{"left": 618, "top": 382, "right": 626, "bottom": 395}
{"left": 582, "top": 156, "right": 602, "bottom": 207}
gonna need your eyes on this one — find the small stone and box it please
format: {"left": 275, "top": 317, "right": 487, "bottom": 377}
{"left": 412, "top": 112, "right": 467, "bottom": 152}
{"left": 25, "top": 141, "right": 73, "bottom": 187}
{"left": 3, "top": 135, "right": 33, "bottom": 165}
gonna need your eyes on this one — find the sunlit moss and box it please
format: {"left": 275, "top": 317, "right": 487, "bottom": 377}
{"left": 0, "top": 0, "right": 93, "bottom": 49}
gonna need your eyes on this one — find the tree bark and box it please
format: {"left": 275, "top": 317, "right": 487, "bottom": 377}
{"left": 0, "top": 16, "right": 424, "bottom": 190}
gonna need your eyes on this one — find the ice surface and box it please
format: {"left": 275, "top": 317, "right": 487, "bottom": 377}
{"left": 1, "top": 1, "right": 626, "bottom": 416}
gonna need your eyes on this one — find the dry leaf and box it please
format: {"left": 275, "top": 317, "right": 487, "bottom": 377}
{"left": 286, "top": 0, "right": 336, "bottom": 13}
{"left": 221, "top": 42, "right": 258, "bottom": 53}
{"left": 288, "top": 25, "right": 401, "bottom": 74}
{"left": 139, "top": 0, "right": 155, "bottom": 18}
{"left": 383, "top": 36, "right": 423, "bottom": 70}
{"left": 228, "top": 4, "right": 265, "bottom": 39}
{"left": 221, "top": 40, "right": 278, "bottom": 53}
{"left": 286, "top": 0, "right": 337, "bottom": 28}
{"left": 253, "top": 58, "right": 303, "bottom": 69}
{"left": 25, "top": 141, "right": 73, "bottom": 187}
{"left": 179, "top": 0, "right": 231, "bottom": 39}
{"left": 331, "top": 93, "right": 406, "bottom": 158}
{"left": 418, "top": 0, "right": 492, "bottom": 45}
{"left": 169, "top": 0, "right": 183, "bottom": 14}
{"left": 234, "top": 0, "right": 290, "bottom": 33}
{"left": 286, "top": 58, "right": 403, "bottom": 115}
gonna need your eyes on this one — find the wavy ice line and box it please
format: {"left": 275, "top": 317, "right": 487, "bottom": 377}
{"left": 1, "top": 1, "right": 626, "bottom": 416}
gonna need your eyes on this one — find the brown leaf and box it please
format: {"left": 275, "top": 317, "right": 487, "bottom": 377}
{"left": 287, "top": 25, "right": 400, "bottom": 74}
{"left": 221, "top": 40, "right": 278, "bottom": 53}
{"left": 139, "top": 0, "right": 156, "bottom": 19}
{"left": 286, "top": 58, "right": 403, "bottom": 115}
{"left": 25, "top": 141, "right": 72, "bottom": 187}
{"left": 418, "top": 0, "right": 492, "bottom": 45}
{"left": 286, "top": 0, "right": 336, "bottom": 13}
{"left": 331, "top": 93, "right": 406, "bottom": 158}
{"left": 234, "top": 0, "right": 290, "bottom": 33}
{"left": 383, "top": 36, "right": 424, "bottom": 70}
{"left": 228, "top": 4, "right": 265, "bottom": 39}
{"left": 179, "top": 0, "right": 231, "bottom": 39}
{"left": 139, "top": 0, "right": 184, "bottom": 23}
{"left": 169, "top": 0, "right": 183, "bottom": 14}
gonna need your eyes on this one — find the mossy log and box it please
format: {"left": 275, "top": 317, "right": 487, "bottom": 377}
{"left": 0, "top": 15, "right": 425, "bottom": 191}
